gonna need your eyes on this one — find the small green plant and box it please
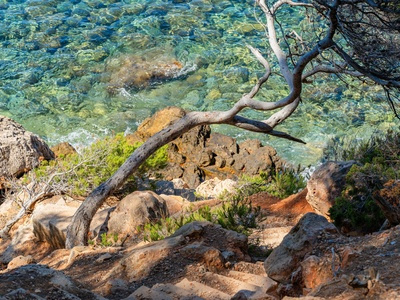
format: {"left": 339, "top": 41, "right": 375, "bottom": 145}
{"left": 216, "top": 185, "right": 262, "bottom": 235}
{"left": 139, "top": 184, "right": 264, "bottom": 241}
{"left": 26, "top": 133, "right": 168, "bottom": 197}
{"left": 236, "top": 167, "right": 306, "bottom": 200}
{"left": 265, "top": 167, "right": 306, "bottom": 199}
{"left": 97, "top": 232, "right": 119, "bottom": 247}
{"left": 100, "top": 233, "right": 114, "bottom": 247}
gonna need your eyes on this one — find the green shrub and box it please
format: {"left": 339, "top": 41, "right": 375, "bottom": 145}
{"left": 328, "top": 130, "right": 400, "bottom": 233}
{"left": 28, "top": 133, "right": 168, "bottom": 197}
{"left": 237, "top": 166, "right": 306, "bottom": 200}
{"left": 265, "top": 167, "right": 306, "bottom": 199}
{"left": 139, "top": 184, "right": 263, "bottom": 241}
{"left": 216, "top": 185, "right": 261, "bottom": 235}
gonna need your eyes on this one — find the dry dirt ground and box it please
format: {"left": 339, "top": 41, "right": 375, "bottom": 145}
{"left": 1, "top": 190, "right": 400, "bottom": 299}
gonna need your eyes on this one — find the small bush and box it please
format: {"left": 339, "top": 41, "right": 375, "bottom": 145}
{"left": 27, "top": 133, "right": 168, "bottom": 197}
{"left": 237, "top": 166, "right": 306, "bottom": 199}
{"left": 139, "top": 184, "right": 263, "bottom": 241}
{"left": 328, "top": 130, "right": 400, "bottom": 233}
{"left": 265, "top": 167, "right": 306, "bottom": 199}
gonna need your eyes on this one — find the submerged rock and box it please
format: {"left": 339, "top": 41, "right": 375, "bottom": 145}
{"left": 106, "top": 54, "right": 185, "bottom": 92}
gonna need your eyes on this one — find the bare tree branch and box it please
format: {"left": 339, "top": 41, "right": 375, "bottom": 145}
{"left": 65, "top": 0, "right": 400, "bottom": 248}
{"left": 302, "top": 63, "right": 363, "bottom": 81}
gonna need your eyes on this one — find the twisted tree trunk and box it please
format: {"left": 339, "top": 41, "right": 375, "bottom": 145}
{"left": 66, "top": 0, "right": 344, "bottom": 248}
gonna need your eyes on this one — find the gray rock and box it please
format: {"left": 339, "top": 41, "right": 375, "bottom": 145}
{"left": 108, "top": 191, "right": 168, "bottom": 237}
{"left": 0, "top": 265, "right": 105, "bottom": 300}
{"left": 264, "top": 213, "right": 338, "bottom": 284}
{"left": 182, "top": 163, "right": 205, "bottom": 189}
{"left": 306, "top": 161, "right": 356, "bottom": 218}
{"left": 0, "top": 116, "right": 54, "bottom": 177}
{"left": 195, "top": 178, "right": 237, "bottom": 199}
{"left": 156, "top": 179, "right": 196, "bottom": 202}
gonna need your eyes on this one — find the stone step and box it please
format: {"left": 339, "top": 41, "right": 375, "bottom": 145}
{"left": 255, "top": 226, "right": 293, "bottom": 248}
{"left": 152, "top": 283, "right": 205, "bottom": 300}
{"left": 198, "top": 272, "right": 262, "bottom": 295}
{"left": 233, "top": 261, "right": 267, "bottom": 276}
{"left": 227, "top": 270, "right": 277, "bottom": 292}
{"left": 127, "top": 285, "right": 173, "bottom": 300}
{"left": 175, "top": 278, "right": 231, "bottom": 300}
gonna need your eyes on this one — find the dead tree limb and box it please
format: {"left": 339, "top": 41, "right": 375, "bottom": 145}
{"left": 66, "top": 0, "right": 400, "bottom": 248}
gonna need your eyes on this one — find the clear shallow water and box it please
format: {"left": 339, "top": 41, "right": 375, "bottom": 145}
{"left": 0, "top": 0, "right": 396, "bottom": 166}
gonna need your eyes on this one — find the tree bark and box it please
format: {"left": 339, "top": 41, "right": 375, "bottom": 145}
{"left": 65, "top": 0, "right": 344, "bottom": 248}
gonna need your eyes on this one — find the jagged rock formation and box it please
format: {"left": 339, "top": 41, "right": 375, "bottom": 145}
{"left": 0, "top": 116, "right": 54, "bottom": 178}
{"left": 128, "top": 107, "right": 285, "bottom": 188}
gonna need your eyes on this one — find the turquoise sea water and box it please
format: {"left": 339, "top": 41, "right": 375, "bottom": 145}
{"left": 0, "top": 0, "right": 396, "bottom": 165}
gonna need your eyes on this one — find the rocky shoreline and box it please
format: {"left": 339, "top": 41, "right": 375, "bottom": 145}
{"left": 1, "top": 110, "right": 400, "bottom": 299}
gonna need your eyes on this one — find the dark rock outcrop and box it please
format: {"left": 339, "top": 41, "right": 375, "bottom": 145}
{"left": 129, "top": 107, "right": 286, "bottom": 188}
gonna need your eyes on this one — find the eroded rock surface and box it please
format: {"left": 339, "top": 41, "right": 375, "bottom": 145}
{"left": 0, "top": 264, "right": 104, "bottom": 300}
{"left": 0, "top": 116, "right": 54, "bottom": 178}
{"left": 109, "top": 221, "right": 249, "bottom": 283}
{"left": 108, "top": 191, "right": 168, "bottom": 238}
{"left": 264, "top": 213, "right": 339, "bottom": 286}
{"left": 128, "top": 106, "right": 285, "bottom": 188}
{"left": 306, "top": 161, "right": 356, "bottom": 218}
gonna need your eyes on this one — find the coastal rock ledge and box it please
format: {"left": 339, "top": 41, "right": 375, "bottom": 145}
{"left": 0, "top": 116, "right": 54, "bottom": 178}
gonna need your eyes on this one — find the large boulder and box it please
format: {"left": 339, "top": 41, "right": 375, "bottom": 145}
{"left": 306, "top": 161, "right": 356, "bottom": 219}
{"left": 107, "top": 191, "right": 168, "bottom": 237}
{"left": 31, "top": 195, "right": 109, "bottom": 249}
{"left": 264, "top": 213, "right": 338, "bottom": 285}
{"left": 0, "top": 116, "right": 54, "bottom": 178}
{"left": 0, "top": 195, "right": 109, "bottom": 265}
